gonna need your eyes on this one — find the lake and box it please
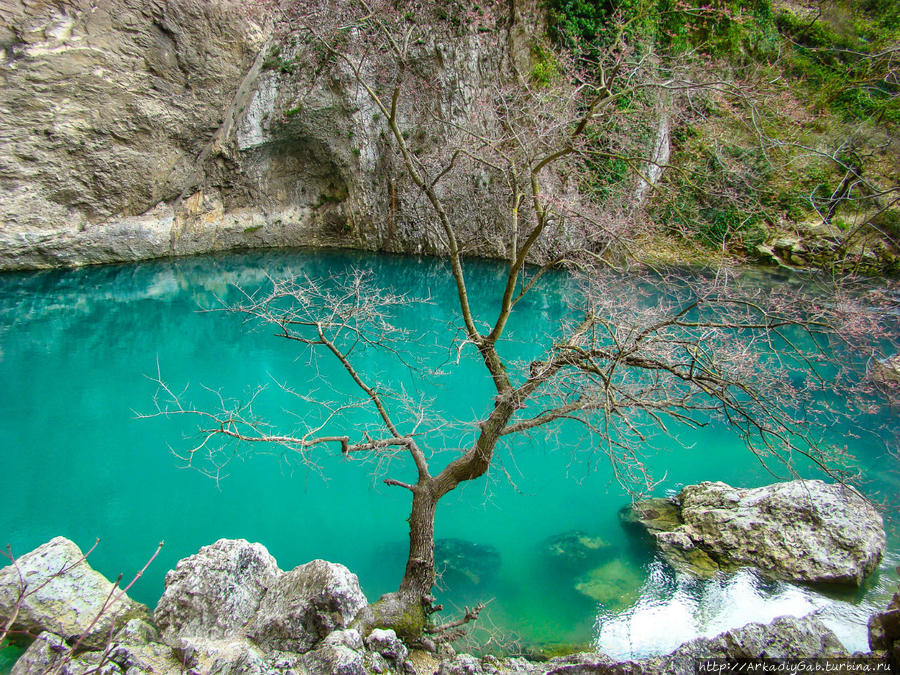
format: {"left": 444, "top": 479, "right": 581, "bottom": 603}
{"left": 0, "top": 249, "right": 897, "bottom": 667}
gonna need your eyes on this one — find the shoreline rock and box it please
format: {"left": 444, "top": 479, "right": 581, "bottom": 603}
{"left": 622, "top": 480, "right": 885, "bottom": 585}
{"left": 1, "top": 536, "right": 895, "bottom": 674}
{"left": 0, "top": 537, "right": 149, "bottom": 650}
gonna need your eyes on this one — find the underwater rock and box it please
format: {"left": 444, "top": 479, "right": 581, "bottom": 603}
{"left": 574, "top": 558, "right": 644, "bottom": 608}
{"left": 542, "top": 531, "right": 611, "bottom": 570}
{"left": 248, "top": 559, "right": 368, "bottom": 653}
{"left": 153, "top": 538, "right": 279, "bottom": 643}
{"left": 627, "top": 480, "right": 885, "bottom": 585}
{"left": 435, "top": 538, "right": 501, "bottom": 587}
{"left": 0, "top": 537, "right": 148, "bottom": 650}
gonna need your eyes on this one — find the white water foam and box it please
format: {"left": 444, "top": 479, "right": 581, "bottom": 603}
{"left": 593, "top": 562, "right": 872, "bottom": 660}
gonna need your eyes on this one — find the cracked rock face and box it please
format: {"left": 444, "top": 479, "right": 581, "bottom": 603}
{"left": 0, "top": 537, "right": 149, "bottom": 650}
{"left": 153, "top": 538, "right": 280, "bottom": 642}
{"left": 1, "top": 0, "right": 584, "bottom": 271}
{"left": 0, "top": 0, "right": 270, "bottom": 267}
{"left": 247, "top": 559, "right": 369, "bottom": 653}
{"left": 626, "top": 480, "right": 885, "bottom": 586}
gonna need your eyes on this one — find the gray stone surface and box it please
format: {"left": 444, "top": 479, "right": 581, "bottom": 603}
{"left": 868, "top": 584, "right": 900, "bottom": 667}
{"left": 171, "top": 636, "right": 272, "bottom": 674}
{"left": 153, "top": 538, "right": 279, "bottom": 643}
{"left": 0, "top": 537, "right": 148, "bottom": 649}
{"left": 629, "top": 480, "right": 885, "bottom": 585}
{"left": 248, "top": 559, "right": 368, "bottom": 653}
{"left": 366, "top": 627, "right": 409, "bottom": 665}
{"left": 0, "top": 0, "right": 580, "bottom": 271}
{"left": 301, "top": 643, "right": 367, "bottom": 675}
{"left": 10, "top": 631, "right": 68, "bottom": 675}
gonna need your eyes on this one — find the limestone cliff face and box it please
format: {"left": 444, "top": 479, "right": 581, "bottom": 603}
{"left": 0, "top": 0, "right": 555, "bottom": 270}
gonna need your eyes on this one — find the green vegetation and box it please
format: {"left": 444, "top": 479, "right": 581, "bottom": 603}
{"left": 547, "top": 0, "right": 899, "bottom": 264}
{"left": 548, "top": 0, "right": 779, "bottom": 60}
{"left": 529, "top": 44, "right": 562, "bottom": 86}
{"left": 262, "top": 46, "right": 298, "bottom": 74}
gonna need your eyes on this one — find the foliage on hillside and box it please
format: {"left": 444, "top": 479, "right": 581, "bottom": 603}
{"left": 545, "top": 0, "right": 899, "bottom": 270}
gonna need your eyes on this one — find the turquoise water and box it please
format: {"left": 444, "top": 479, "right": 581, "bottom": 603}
{"left": 0, "top": 250, "right": 897, "bottom": 664}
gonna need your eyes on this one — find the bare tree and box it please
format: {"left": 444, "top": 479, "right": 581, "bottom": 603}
{"left": 147, "top": 0, "right": 896, "bottom": 640}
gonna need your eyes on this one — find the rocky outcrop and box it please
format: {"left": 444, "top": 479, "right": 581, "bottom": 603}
{"left": 869, "top": 581, "right": 900, "bottom": 668}
{"left": 754, "top": 225, "right": 899, "bottom": 273}
{"left": 0, "top": 0, "right": 275, "bottom": 268}
{"left": 623, "top": 480, "right": 885, "bottom": 585}
{"left": 154, "top": 538, "right": 367, "bottom": 658}
{"left": 247, "top": 559, "right": 368, "bottom": 653}
{"left": 153, "top": 538, "right": 280, "bottom": 642}
{"left": 0, "top": 0, "right": 575, "bottom": 271}
{"left": 3, "top": 536, "right": 894, "bottom": 674}
{"left": 0, "top": 537, "right": 148, "bottom": 649}
{"left": 435, "top": 615, "right": 850, "bottom": 674}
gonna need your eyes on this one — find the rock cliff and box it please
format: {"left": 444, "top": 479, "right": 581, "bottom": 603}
{"left": 1, "top": 0, "right": 561, "bottom": 270}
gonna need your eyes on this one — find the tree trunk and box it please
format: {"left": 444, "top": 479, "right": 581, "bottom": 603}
{"left": 398, "top": 486, "right": 438, "bottom": 600}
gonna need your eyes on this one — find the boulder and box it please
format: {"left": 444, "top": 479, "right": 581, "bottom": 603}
{"left": 171, "top": 636, "right": 271, "bottom": 674}
{"left": 247, "top": 559, "right": 368, "bottom": 653}
{"left": 365, "top": 627, "right": 409, "bottom": 665}
{"left": 657, "top": 614, "right": 847, "bottom": 662}
{"left": 322, "top": 628, "right": 365, "bottom": 651}
{"left": 627, "top": 480, "right": 885, "bottom": 585}
{"left": 106, "top": 641, "right": 184, "bottom": 674}
{"left": 112, "top": 617, "right": 159, "bottom": 645}
{"left": 0, "top": 537, "right": 148, "bottom": 649}
{"left": 301, "top": 643, "right": 367, "bottom": 675}
{"left": 537, "top": 615, "right": 846, "bottom": 674}
{"left": 10, "top": 631, "right": 68, "bottom": 675}
{"left": 153, "top": 538, "right": 279, "bottom": 643}
{"left": 868, "top": 582, "right": 900, "bottom": 667}
{"left": 619, "top": 499, "right": 682, "bottom": 535}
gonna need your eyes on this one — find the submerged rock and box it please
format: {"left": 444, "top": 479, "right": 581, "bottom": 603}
{"left": 435, "top": 538, "right": 501, "bottom": 588}
{"left": 542, "top": 531, "right": 611, "bottom": 570}
{"left": 574, "top": 558, "right": 644, "bottom": 608}
{"left": 0, "top": 537, "right": 148, "bottom": 649}
{"left": 153, "top": 538, "right": 279, "bottom": 643}
{"left": 247, "top": 559, "right": 368, "bottom": 653}
{"left": 626, "top": 480, "right": 885, "bottom": 585}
